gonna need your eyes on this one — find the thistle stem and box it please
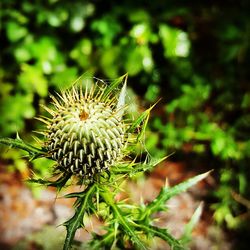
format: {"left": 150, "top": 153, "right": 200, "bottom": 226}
{"left": 100, "top": 186, "right": 147, "bottom": 250}
{"left": 63, "top": 184, "right": 96, "bottom": 250}
{"left": 134, "top": 224, "right": 183, "bottom": 249}
{"left": 0, "top": 137, "right": 45, "bottom": 157}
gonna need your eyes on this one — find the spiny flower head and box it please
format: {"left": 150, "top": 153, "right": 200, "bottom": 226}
{"left": 39, "top": 76, "right": 130, "bottom": 182}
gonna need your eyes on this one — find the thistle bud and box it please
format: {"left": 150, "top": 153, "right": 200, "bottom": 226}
{"left": 41, "top": 81, "right": 128, "bottom": 182}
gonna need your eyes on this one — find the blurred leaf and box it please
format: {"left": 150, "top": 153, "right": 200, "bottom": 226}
{"left": 33, "top": 158, "right": 55, "bottom": 177}
{"left": 180, "top": 202, "right": 204, "bottom": 244}
{"left": 166, "top": 81, "right": 211, "bottom": 112}
{"left": 18, "top": 64, "right": 48, "bottom": 97}
{"left": 6, "top": 21, "right": 28, "bottom": 42}
{"left": 47, "top": 8, "right": 68, "bottom": 27}
{"left": 70, "top": 15, "right": 85, "bottom": 32}
{"left": 50, "top": 67, "right": 78, "bottom": 90}
{"left": 100, "top": 47, "right": 120, "bottom": 78}
{"left": 91, "top": 15, "right": 121, "bottom": 47}
{"left": 0, "top": 148, "right": 27, "bottom": 173}
{"left": 241, "top": 92, "right": 250, "bottom": 108}
{"left": 0, "top": 83, "right": 13, "bottom": 98}
{"left": 0, "top": 94, "right": 35, "bottom": 136}
{"left": 124, "top": 45, "right": 153, "bottom": 76}
{"left": 70, "top": 39, "right": 92, "bottom": 68}
{"left": 145, "top": 84, "right": 160, "bottom": 102}
{"left": 211, "top": 130, "right": 240, "bottom": 159}
{"left": 14, "top": 43, "right": 32, "bottom": 62}
{"left": 130, "top": 23, "right": 151, "bottom": 44}
{"left": 125, "top": 47, "right": 143, "bottom": 76}
{"left": 159, "top": 24, "right": 190, "bottom": 58}
{"left": 128, "top": 9, "right": 150, "bottom": 23}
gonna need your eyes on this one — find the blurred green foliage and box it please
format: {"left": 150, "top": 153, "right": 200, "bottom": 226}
{"left": 1, "top": 0, "right": 250, "bottom": 238}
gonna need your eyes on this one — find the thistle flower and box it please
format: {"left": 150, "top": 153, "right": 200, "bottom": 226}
{"left": 39, "top": 77, "right": 129, "bottom": 182}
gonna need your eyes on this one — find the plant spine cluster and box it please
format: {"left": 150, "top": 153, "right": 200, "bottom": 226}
{"left": 40, "top": 82, "right": 128, "bottom": 182}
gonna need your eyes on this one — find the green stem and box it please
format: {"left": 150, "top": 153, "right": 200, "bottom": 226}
{"left": 63, "top": 184, "right": 96, "bottom": 250}
{"left": 135, "top": 224, "right": 184, "bottom": 249}
{"left": 0, "top": 137, "right": 45, "bottom": 158}
{"left": 91, "top": 231, "right": 118, "bottom": 249}
{"left": 100, "top": 186, "right": 147, "bottom": 250}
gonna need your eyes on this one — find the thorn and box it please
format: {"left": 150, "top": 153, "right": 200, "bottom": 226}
{"left": 16, "top": 132, "right": 21, "bottom": 140}
{"left": 35, "top": 117, "right": 51, "bottom": 125}
{"left": 165, "top": 178, "right": 170, "bottom": 188}
{"left": 140, "top": 196, "right": 144, "bottom": 206}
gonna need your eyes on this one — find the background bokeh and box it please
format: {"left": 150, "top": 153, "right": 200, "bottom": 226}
{"left": 1, "top": 0, "right": 250, "bottom": 249}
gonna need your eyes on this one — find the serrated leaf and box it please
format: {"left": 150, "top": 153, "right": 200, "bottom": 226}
{"left": 142, "top": 171, "right": 211, "bottom": 218}
{"left": 63, "top": 184, "right": 96, "bottom": 250}
{"left": 0, "top": 136, "right": 46, "bottom": 159}
{"left": 101, "top": 189, "right": 147, "bottom": 250}
{"left": 27, "top": 172, "right": 72, "bottom": 189}
{"left": 102, "top": 74, "right": 128, "bottom": 102}
{"left": 116, "top": 75, "right": 127, "bottom": 119}
{"left": 64, "top": 191, "right": 86, "bottom": 199}
{"left": 180, "top": 202, "right": 204, "bottom": 245}
{"left": 137, "top": 225, "right": 185, "bottom": 250}
{"left": 128, "top": 100, "right": 160, "bottom": 141}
